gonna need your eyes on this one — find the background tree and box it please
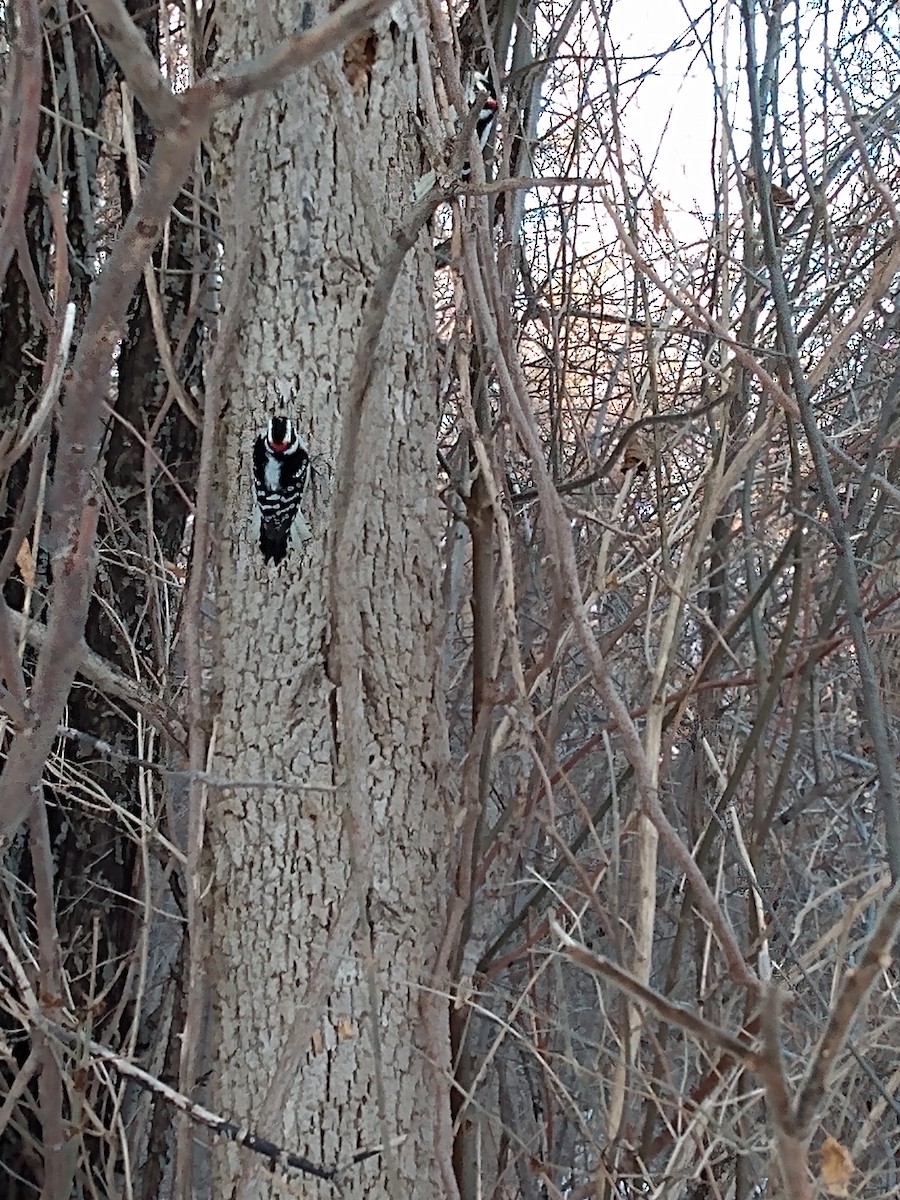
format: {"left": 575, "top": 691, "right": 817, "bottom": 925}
{"left": 2, "top": 0, "right": 900, "bottom": 1198}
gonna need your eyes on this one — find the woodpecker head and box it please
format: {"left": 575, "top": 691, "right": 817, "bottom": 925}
{"left": 265, "top": 415, "right": 303, "bottom": 456}
{"left": 469, "top": 70, "right": 498, "bottom": 117}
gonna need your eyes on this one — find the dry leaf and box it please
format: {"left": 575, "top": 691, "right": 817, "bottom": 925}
{"left": 622, "top": 431, "right": 652, "bottom": 473}
{"left": 819, "top": 1134, "right": 854, "bottom": 1197}
{"left": 310, "top": 1028, "right": 324, "bottom": 1055}
{"left": 652, "top": 196, "right": 665, "bottom": 232}
{"left": 16, "top": 538, "right": 35, "bottom": 589}
{"left": 337, "top": 1017, "right": 356, "bottom": 1039}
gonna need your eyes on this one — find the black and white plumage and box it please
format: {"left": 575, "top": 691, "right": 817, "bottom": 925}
{"left": 252, "top": 415, "right": 310, "bottom": 565}
{"left": 460, "top": 69, "right": 499, "bottom": 180}
{"left": 413, "top": 68, "right": 500, "bottom": 200}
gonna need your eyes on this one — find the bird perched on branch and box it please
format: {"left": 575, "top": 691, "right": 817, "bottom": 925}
{"left": 743, "top": 165, "right": 797, "bottom": 207}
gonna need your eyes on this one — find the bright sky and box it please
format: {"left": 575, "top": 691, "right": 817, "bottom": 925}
{"left": 606, "top": 0, "right": 742, "bottom": 220}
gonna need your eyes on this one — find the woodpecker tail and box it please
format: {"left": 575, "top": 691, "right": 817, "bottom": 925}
{"left": 259, "top": 520, "right": 290, "bottom": 566}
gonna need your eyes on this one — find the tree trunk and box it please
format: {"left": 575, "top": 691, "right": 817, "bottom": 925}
{"left": 203, "top": 5, "right": 452, "bottom": 1197}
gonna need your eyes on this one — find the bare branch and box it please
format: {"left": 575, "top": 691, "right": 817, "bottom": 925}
{"left": 0, "top": 1004, "right": 406, "bottom": 1183}
{"left": 552, "top": 921, "right": 761, "bottom": 1067}
{"left": 3, "top": 605, "right": 185, "bottom": 743}
{"left": 794, "top": 878, "right": 900, "bottom": 1132}
{"left": 0, "top": 0, "right": 42, "bottom": 288}
{"left": 82, "top": 0, "right": 180, "bottom": 128}
{"left": 742, "top": 0, "right": 900, "bottom": 880}
{"left": 208, "top": 0, "right": 395, "bottom": 110}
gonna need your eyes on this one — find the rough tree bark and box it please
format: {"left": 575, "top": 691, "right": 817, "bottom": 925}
{"left": 202, "top": 3, "right": 453, "bottom": 1197}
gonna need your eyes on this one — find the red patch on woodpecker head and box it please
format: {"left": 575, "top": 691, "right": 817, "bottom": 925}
{"left": 269, "top": 440, "right": 289, "bottom": 452}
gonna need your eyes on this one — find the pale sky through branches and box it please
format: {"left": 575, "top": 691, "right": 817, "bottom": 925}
{"left": 608, "top": 0, "right": 728, "bottom": 219}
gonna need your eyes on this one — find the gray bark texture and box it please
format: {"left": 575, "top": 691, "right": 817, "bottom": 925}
{"left": 205, "top": 4, "right": 453, "bottom": 1196}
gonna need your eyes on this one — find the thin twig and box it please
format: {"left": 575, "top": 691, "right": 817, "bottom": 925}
{"left": 463, "top": 223, "right": 758, "bottom": 990}
{"left": 2, "top": 605, "right": 185, "bottom": 743}
{"left": 742, "top": 0, "right": 900, "bottom": 881}
{"left": 1, "top": 302, "right": 76, "bottom": 472}
{"left": 2, "top": 1005, "right": 406, "bottom": 1184}
{"left": 551, "top": 921, "right": 762, "bottom": 1067}
{"left": 793, "top": 877, "right": 900, "bottom": 1132}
